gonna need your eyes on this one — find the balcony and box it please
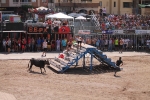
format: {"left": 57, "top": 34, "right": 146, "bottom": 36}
{"left": 20, "top": 2, "right": 32, "bottom": 6}
{"left": 55, "top": 3, "right": 99, "bottom": 8}
{"left": 13, "top": 2, "right": 32, "bottom": 6}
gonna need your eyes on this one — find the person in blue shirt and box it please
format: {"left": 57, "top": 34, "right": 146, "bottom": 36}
{"left": 37, "top": 37, "right": 41, "bottom": 51}
{"left": 61, "top": 38, "right": 67, "bottom": 51}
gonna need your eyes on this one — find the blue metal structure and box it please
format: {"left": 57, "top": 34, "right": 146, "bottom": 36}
{"left": 49, "top": 44, "right": 121, "bottom": 73}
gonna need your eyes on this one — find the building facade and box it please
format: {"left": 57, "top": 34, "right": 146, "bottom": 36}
{"left": 0, "top": 0, "right": 53, "bottom": 7}
{"left": 54, "top": 0, "right": 133, "bottom": 15}
{"left": 0, "top": 0, "right": 150, "bottom": 15}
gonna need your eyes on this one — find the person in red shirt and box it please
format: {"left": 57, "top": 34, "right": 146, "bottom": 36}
{"left": 101, "top": 22, "right": 106, "bottom": 31}
{"left": 59, "top": 23, "right": 70, "bottom": 33}
{"left": 47, "top": 18, "right": 52, "bottom": 25}
{"left": 18, "top": 38, "right": 21, "bottom": 52}
{"left": 28, "top": 37, "right": 31, "bottom": 51}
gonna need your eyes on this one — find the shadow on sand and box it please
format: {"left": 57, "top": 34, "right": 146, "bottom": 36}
{"left": 28, "top": 70, "right": 47, "bottom": 75}
{"left": 47, "top": 64, "right": 121, "bottom": 75}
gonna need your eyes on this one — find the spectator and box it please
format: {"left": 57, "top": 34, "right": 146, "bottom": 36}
{"left": 108, "top": 38, "right": 113, "bottom": 51}
{"left": 47, "top": 38, "right": 51, "bottom": 51}
{"left": 119, "top": 38, "right": 124, "bottom": 53}
{"left": 102, "top": 7, "right": 106, "bottom": 16}
{"left": 11, "top": 38, "right": 15, "bottom": 52}
{"left": 2, "top": 39, "right": 6, "bottom": 52}
{"left": 37, "top": 37, "right": 41, "bottom": 52}
{"left": 42, "top": 39, "right": 47, "bottom": 57}
{"left": 28, "top": 37, "right": 31, "bottom": 52}
{"left": 31, "top": 38, "right": 35, "bottom": 52}
{"left": 7, "top": 38, "right": 11, "bottom": 53}
{"left": 67, "top": 40, "right": 72, "bottom": 52}
{"left": 56, "top": 38, "right": 61, "bottom": 51}
{"left": 61, "top": 38, "right": 67, "bottom": 51}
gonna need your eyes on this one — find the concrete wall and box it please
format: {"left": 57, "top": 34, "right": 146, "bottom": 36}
{"left": 111, "top": 0, "right": 119, "bottom": 14}
{"left": 50, "top": 0, "right": 133, "bottom": 15}
{"left": 141, "top": 8, "right": 150, "bottom": 15}
{"left": 120, "top": 0, "right": 132, "bottom": 15}
{"left": 94, "top": 0, "right": 133, "bottom": 15}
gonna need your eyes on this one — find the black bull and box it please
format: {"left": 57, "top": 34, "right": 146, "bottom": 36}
{"left": 28, "top": 58, "right": 50, "bottom": 73}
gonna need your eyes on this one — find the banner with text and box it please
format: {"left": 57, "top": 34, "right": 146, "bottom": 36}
{"left": 135, "top": 30, "right": 150, "bottom": 34}
{"left": 78, "top": 30, "right": 91, "bottom": 34}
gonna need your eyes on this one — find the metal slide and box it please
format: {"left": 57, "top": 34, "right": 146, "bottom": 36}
{"left": 49, "top": 44, "right": 121, "bottom": 73}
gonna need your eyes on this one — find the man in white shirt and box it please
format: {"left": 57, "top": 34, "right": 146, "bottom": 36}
{"left": 42, "top": 39, "right": 47, "bottom": 57}
{"left": 53, "top": 19, "right": 61, "bottom": 32}
{"left": 102, "top": 7, "right": 106, "bottom": 16}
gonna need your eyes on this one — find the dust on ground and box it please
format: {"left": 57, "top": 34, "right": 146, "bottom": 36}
{"left": 0, "top": 56, "right": 150, "bottom": 100}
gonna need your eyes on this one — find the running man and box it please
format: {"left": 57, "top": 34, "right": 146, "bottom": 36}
{"left": 114, "top": 57, "right": 123, "bottom": 76}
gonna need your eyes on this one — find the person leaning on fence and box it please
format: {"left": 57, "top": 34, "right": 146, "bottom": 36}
{"left": 114, "top": 57, "right": 123, "bottom": 76}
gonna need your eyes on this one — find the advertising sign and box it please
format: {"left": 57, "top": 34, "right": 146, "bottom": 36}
{"left": 27, "top": 27, "right": 48, "bottom": 34}
{"left": 113, "top": 30, "right": 124, "bottom": 34}
{"left": 78, "top": 30, "right": 90, "bottom": 34}
{"left": 123, "top": 30, "right": 135, "bottom": 34}
{"left": 135, "top": 30, "right": 147, "bottom": 34}
{"left": 102, "top": 30, "right": 113, "bottom": 34}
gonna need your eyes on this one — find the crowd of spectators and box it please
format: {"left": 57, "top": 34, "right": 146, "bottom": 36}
{"left": 83, "top": 35, "right": 150, "bottom": 52}
{"left": 43, "top": 18, "right": 71, "bottom": 33}
{"left": 97, "top": 13, "right": 150, "bottom": 30}
{"left": 1, "top": 34, "right": 150, "bottom": 53}
{"left": 1, "top": 11, "right": 150, "bottom": 53}
{"left": 0, "top": 36, "right": 68, "bottom": 53}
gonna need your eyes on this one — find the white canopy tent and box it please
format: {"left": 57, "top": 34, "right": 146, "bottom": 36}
{"left": 45, "top": 12, "right": 75, "bottom": 33}
{"left": 36, "top": 6, "right": 48, "bottom": 10}
{"left": 45, "top": 13, "right": 53, "bottom": 20}
{"left": 75, "top": 16, "right": 86, "bottom": 20}
{"left": 46, "top": 12, "right": 74, "bottom": 19}
{"left": 68, "top": 13, "right": 77, "bottom": 17}
{"left": 68, "top": 13, "right": 87, "bottom": 17}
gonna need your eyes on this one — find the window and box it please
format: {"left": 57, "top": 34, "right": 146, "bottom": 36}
{"left": 21, "top": 0, "right": 28, "bottom": 2}
{"left": 13, "top": 0, "right": 19, "bottom": 2}
{"left": 81, "top": 0, "right": 92, "bottom": 3}
{"left": 1, "top": 0, "right": 6, "bottom": 3}
{"left": 20, "top": 0, "right": 31, "bottom": 2}
{"left": 123, "top": 2, "right": 132, "bottom": 8}
{"left": 142, "top": 0, "right": 150, "bottom": 5}
{"left": 99, "top": 1, "right": 102, "bottom": 6}
{"left": 114, "top": 2, "right": 116, "bottom": 7}
{"left": 48, "top": 0, "right": 54, "bottom": 3}
{"left": 42, "top": 0, "right": 46, "bottom": 2}
{"left": 32, "top": 0, "right": 36, "bottom": 2}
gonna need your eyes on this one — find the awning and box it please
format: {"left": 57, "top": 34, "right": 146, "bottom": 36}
{"left": 2, "top": 31, "right": 26, "bottom": 33}
{"left": 139, "top": 4, "right": 150, "bottom": 8}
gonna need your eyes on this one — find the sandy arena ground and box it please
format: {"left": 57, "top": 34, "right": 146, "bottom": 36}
{"left": 0, "top": 56, "right": 150, "bottom": 100}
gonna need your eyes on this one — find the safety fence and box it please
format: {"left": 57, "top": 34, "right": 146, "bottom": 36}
{"left": 77, "top": 33, "right": 150, "bottom": 52}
